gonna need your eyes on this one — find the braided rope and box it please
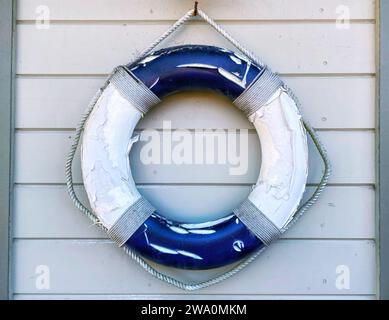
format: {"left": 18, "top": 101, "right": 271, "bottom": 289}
{"left": 129, "top": 9, "right": 195, "bottom": 67}
{"left": 65, "top": 8, "right": 330, "bottom": 291}
{"left": 130, "top": 8, "right": 265, "bottom": 68}
{"left": 197, "top": 9, "right": 265, "bottom": 68}
{"left": 282, "top": 86, "right": 332, "bottom": 231}
{"left": 65, "top": 89, "right": 104, "bottom": 228}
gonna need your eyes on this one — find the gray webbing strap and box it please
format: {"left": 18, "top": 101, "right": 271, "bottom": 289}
{"left": 107, "top": 197, "right": 156, "bottom": 247}
{"left": 110, "top": 67, "right": 161, "bottom": 115}
{"left": 233, "top": 199, "right": 281, "bottom": 246}
{"left": 234, "top": 68, "right": 283, "bottom": 117}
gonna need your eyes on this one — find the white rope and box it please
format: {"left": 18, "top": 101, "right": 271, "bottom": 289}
{"left": 282, "top": 86, "right": 332, "bottom": 231}
{"left": 65, "top": 7, "right": 330, "bottom": 291}
{"left": 197, "top": 9, "right": 265, "bottom": 67}
{"left": 130, "top": 8, "right": 265, "bottom": 68}
{"left": 65, "top": 71, "right": 267, "bottom": 291}
{"left": 130, "top": 9, "right": 195, "bottom": 66}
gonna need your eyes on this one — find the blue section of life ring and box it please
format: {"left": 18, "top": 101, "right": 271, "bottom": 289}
{"left": 124, "top": 45, "right": 265, "bottom": 269}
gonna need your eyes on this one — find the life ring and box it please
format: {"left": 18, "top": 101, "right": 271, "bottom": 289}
{"left": 81, "top": 45, "right": 308, "bottom": 270}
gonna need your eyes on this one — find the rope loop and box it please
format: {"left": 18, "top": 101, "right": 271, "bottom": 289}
{"left": 65, "top": 7, "right": 330, "bottom": 291}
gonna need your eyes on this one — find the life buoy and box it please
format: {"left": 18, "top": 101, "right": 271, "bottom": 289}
{"left": 81, "top": 45, "right": 308, "bottom": 269}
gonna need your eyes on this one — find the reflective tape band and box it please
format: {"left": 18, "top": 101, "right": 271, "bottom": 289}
{"left": 107, "top": 197, "right": 156, "bottom": 247}
{"left": 234, "top": 68, "right": 283, "bottom": 117}
{"left": 233, "top": 199, "right": 281, "bottom": 246}
{"left": 110, "top": 67, "right": 161, "bottom": 114}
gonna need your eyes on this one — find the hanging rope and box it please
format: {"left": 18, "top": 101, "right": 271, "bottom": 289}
{"left": 65, "top": 6, "right": 330, "bottom": 291}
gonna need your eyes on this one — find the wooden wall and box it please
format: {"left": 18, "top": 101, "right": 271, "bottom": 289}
{"left": 12, "top": 0, "right": 377, "bottom": 299}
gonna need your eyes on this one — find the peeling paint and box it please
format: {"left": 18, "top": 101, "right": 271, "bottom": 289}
{"left": 248, "top": 88, "right": 308, "bottom": 229}
{"left": 81, "top": 72, "right": 307, "bottom": 237}
{"left": 229, "top": 54, "right": 242, "bottom": 65}
{"left": 81, "top": 84, "right": 143, "bottom": 228}
{"left": 177, "top": 63, "right": 217, "bottom": 69}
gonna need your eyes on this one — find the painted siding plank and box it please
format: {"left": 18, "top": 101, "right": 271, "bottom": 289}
{"left": 13, "top": 130, "right": 375, "bottom": 184}
{"left": 125, "top": 131, "right": 375, "bottom": 185}
{"left": 17, "top": 0, "right": 376, "bottom": 21}
{"left": 16, "top": 23, "right": 375, "bottom": 75}
{"left": 13, "top": 239, "right": 376, "bottom": 295}
{"left": 13, "top": 185, "right": 375, "bottom": 239}
{"left": 17, "top": 0, "right": 375, "bottom": 21}
{"left": 15, "top": 76, "right": 375, "bottom": 129}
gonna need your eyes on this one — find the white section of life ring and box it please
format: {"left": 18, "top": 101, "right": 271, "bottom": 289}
{"left": 248, "top": 88, "right": 308, "bottom": 229}
{"left": 81, "top": 83, "right": 142, "bottom": 228}
{"left": 81, "top": 84, "right": 308, "bottom": 231}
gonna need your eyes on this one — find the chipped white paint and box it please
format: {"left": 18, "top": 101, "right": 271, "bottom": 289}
{"left": 81, "top": 84, "right": 142, "bottom": 228}
{"left": 81, "top": 80, "right": 307, "bottom": 232}
{"left": 179, "top": 215, "right": 235, "bottom": 229}
{"left": 248, "top": 88, "right": 308, "bottom": 229}
{"left": 229, "top": 55, "right": 242, "bottom": 65}
{"left": 177, "top": 63, "right": 217, "bottom": 69}
{"left": 138, "top": 54, "right": 161, "bottom": 65}
{"left": 177, "top": 54, "right": 251, "bottom": 89}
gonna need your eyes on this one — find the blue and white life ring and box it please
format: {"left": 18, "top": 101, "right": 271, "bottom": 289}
{"left": 81, "top": 45, "right": 308, "bottom": 270}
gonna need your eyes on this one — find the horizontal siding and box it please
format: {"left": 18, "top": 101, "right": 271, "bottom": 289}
{"left": 17, "top": 0, "right": 375, "bottom": 20}
{"left": 15, "top": 76, "right": 375, "bottom": 129}
{"left": 13, "top": 239, "right": 376, "bottom": 295}
{"left": 16, "top": 23, "right": 375, "bottom": 75}
{"left": 13, "top": 0, "right": 377, "bottom": 299}
{"left": 13, "top": 185, "right": 375, "bottom": 239}
{"left": 14, "top": 130, "right": 375, "bottom": 184}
